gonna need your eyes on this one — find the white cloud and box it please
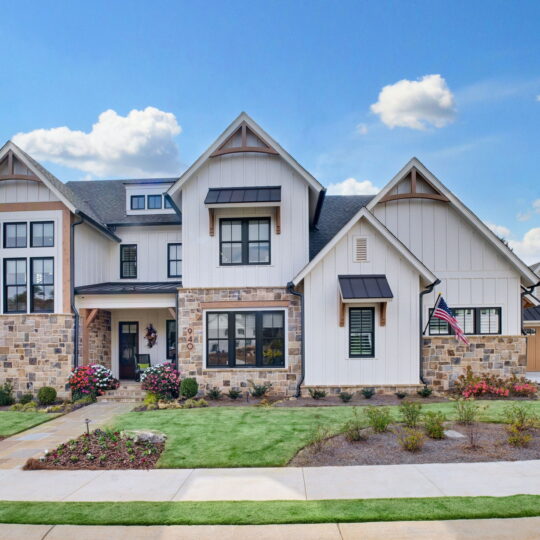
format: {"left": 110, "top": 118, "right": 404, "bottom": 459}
{"left": 517, "top": 211, "right": 532, "bottom": 222}
{"left": 510, "top": 228, "right": 540, "bottom": 264}
{"left": 533, "top": 199, "right": 540, "bottom": 213}
{"left": 13, "top": 107, "right": 182, "bottom": 178}
{"left": 486, "top": 222, "right": 511, "bottom": 238}
{"left": 370, "top": 74, "right": 456, "bottom": 130}
{"left": 356, "top": 123, "right": 368, "bottom": 135}
{"left": 536, "top": 95, "right": 540, "bottom": 102}
{"left": 327, "top": 178, "right": 380, "bottom": 196}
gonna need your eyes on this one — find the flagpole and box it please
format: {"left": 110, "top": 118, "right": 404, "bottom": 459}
{"left": 422, "top": 292, "right": 442, "bottom": 335}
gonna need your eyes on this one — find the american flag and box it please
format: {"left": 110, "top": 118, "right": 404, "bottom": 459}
{"left": 433, "top": 296, "right": 469, "bottom": 345}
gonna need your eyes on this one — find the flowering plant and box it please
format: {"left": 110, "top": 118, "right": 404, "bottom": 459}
{"left": 68, "top": 364, "right": 119, "bottom": 399}
{"left": 140, "top": 362, "right": 181, "bottom": 399}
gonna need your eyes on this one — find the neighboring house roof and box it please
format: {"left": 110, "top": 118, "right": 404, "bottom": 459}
{"left": 338, "top": 275, "right": 393, "bottom": 300}
{"left": 75, "top": 281, "right": 181, "bottom": 295}
{"left": 204, "top": 186, "right": 281, "bottom": 205}
{"left": 524, "top": 306, "right": 540, "bottom": 322}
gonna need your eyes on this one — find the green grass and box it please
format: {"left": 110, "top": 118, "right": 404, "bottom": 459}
{"left": 0, "top": 496, "right": 539, "bottom": 525}
{"left": 0, "top": 411, "right": 59, "bottom": 438}
{"left": 112, "top": 400, "right": 540, "bottom": 468}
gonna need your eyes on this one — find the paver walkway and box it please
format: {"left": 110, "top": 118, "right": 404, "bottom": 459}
{"left": 0, "top": 402, "right": 133, "bottom": 469}
{"left": 2, "top": 517, "right": 540, "bottom": 540}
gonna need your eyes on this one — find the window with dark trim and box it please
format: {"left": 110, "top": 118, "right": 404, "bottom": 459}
{"left": 429, "top": 307, "right": 502, "bottom": 336}
{"left": 4, "top": 258, "right": 27, "bottom": 313}
{"left": 30, "top": 257, "right": 54, "bottom": 313}
{"left": 131, "top": 195, "right": 145, "bottom": 210}
{"left": 166, "top": 320, "right": 177, "bottom": 360}
{"left": 478, "top": 308, "right": 501, "bottom": 335}
{"left": 30, "top": 221, "right": 54, "bottom": 247}
{"left": 147, "top": 195, "right": 162, "bottom": 210}
{"left": 167, "top": 243, "right": 182, "bottom": 278}
{"left": 206, "top": 310, "right": 285, "bottom": 368}
{"left": 219, "top": 218, "right": 270, "bottom": 265}
{"left": 349, "top": 307, "right": 375, "bottom": 358}
{"left": 3, "top": 223, "right": 26, "bottom": 248}
{"left": 120, "top": 244, "right": 137, "bottom": 278}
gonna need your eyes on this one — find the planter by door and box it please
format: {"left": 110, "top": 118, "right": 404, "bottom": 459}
{"left": 119, "top": 322, "right": 138, "bottom": 379}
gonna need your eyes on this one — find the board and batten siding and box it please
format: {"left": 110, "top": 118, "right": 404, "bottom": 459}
{"left": 373, "top": 200, "right": 522, "bottom": 335}
{"left": 74, "top": 222, "right": 113, "bottom": 287}
{"left": 304, "top": 219, "right": 422, "bottom": 386}
{"left": 181, "top": 154, "right": 309, "bottom": 288}
{"left": 0, "top": 179, "right": 60, "bottom": 203}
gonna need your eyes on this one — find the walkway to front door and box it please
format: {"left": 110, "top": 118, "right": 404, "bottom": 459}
{"left": 119, "top": 321, "right": 138, "bottom": 380}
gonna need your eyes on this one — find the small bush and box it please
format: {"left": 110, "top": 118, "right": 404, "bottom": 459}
{"left": 207, "top": 387, "right": 222, "bottom": 400}
{"left": 361, "top": 387, "right": 375, "bottom": 399}
{"left": 0, "top": 383, "right": 15, "bottom": 406}
{"left": 180, "top": 378, "right": 198, "bottom": 399}
{"left": 507, "top": 425, "right": 533, "bottom": 447}
{"left": 308, "top": 388, "right": 327, "bottom": 400}
{"left": 365, "top": 406, "right": 392, "bottom": 433}
{"left": 45, "top": 404, "right": 66, "bottom": 413}
{"left": 399, "top": 401, "right": 423, "bottom": 428}
{"left": 9, "top": 403, "right": 24, "bottom": 411}
{"left": 140, "top": 363, "right": 180, "bottom": 399}
{"left": 503, "top": 402, "right": 538, "bottom": 431}
{"left": 423, "top": 411, "right": 446, "bottom": 439}
{"left": 307, "top": 424, "right": 332, "bottom": 453}
{"left": 454, "top": 398, "right": 481, "bottom": 425}
{"left": 396, "top": 428, "right": 426, "bottom": 452}
{"left": 342, "top": 407, "right": 367, "bottom": 442}
{"left": 339, "top": 391, "right": 353, "bottom": 403}
{"left": 395, "top": 391, "right": 407, "bottom": 400}
{"left": 22, "top": 402, "right": 37, "bottom": 411}
{"left": 19, "top": 393, "right": 34, "bottom": 405}
{"left": 38, "top": 386, "right": 57, "bottom": 406}
{"left": 249, "top": 381, "right": 272, "bottom": 398}
{"left": 183, "top": 398, "right": 209, "bottom": 408}
{"left": 417, "top": 385, "right": 433, "bottom": 398}
{"left": 227, "top": 388, "right": 242, "bottom": 400}
{"left": 144, "top": 392, "right": 159, "bottom": 406}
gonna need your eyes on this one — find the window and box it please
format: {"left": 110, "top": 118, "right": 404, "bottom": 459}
{"left": 30, "top": 258, "right": 54, "bottom": 313}
{"left": 120, "top": 244, "right": 137, "bottom": 278}
{"left": 168, "top": 243, "right": 182, "bottom": 277}
{"left": 220, "top": 218, "right": 270, "bottom": 265}
{"left": 30, "top": 221, "right": 54, "bottom": 247}
{"left": 131, "top": 195, "right": 145, "bottom": 210}
{"left": 479, "top": 308, "right": 501, "bottom": 335}
{"left": 4, "top": 259, "right": 27, "bottom": 313}
{"left": 4, "top": 223, "right": 26, "bottom": 248}
{"left": 164, "top": 196, "right": 173, "bottom": 209}
{"left": 349, "top": 307, "right": 375, "bottom": 358}
{"left": 166, "top": 320, "right": 177, "bottom": 360}
{"left": 429, "top": 307, "right": 502, "bottom": 336}
{"left": 206, "top": 310, "right": 285, "bottom": 368}
{"left": 147, "top": 195, "right": 162, "bottom": 209}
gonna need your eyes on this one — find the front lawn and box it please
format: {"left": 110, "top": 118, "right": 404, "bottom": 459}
{"left": 0, "top": 411, "right": 59, "bottom": 438}
{"left": 112, "top": 400, "right": 540, "bottom": 468}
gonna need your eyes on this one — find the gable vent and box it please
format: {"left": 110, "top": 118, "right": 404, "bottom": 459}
{"left": 353, "top": 237, "right": 368, "bottom": 262}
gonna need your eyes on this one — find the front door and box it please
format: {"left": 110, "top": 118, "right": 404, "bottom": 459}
{"left": 527, "top": 329, "right": 540, "bottom": 372}
{"left": 119, "top": 322, "right": 138, "bottom": 379}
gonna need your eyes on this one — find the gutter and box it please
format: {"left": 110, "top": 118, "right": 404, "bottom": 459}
{"left": 70, "top": 214, "right": 84, "bottom": 368}
{"left": 419, "top": 278, "right": 441, "bottom": 384}
{"left": 521, "top": 281, "right": 540, "bottom": 335}
{"left": 287, "top": 281, "right": 304, "bottom": 397}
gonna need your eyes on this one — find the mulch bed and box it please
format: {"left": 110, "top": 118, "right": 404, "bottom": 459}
{"left": 24, "top": 429, "right": 164, "bottom": 470}
{"left": 289, "top": 422, "right": 540, "bottom": 467}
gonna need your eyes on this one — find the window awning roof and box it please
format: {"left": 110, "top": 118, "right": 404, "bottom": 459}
{"left": 204, "top": 186, "right": 281, "bottom": 206}
{"left": 338, "top": 275, "right": 393, "bottom": 302}
{"left": 524, "top": 306, "right": 540, "bottom": 322}
{"left": 75, "top": 282, "right": 181, "bottom": 295}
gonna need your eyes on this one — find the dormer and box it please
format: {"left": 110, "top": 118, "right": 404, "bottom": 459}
{"left": 125, "top": 181, "right": 176, "bottom": 216}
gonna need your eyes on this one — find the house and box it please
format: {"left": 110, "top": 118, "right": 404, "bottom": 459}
{"left": 0, "top": 113, "right": 538, "bottom": 398}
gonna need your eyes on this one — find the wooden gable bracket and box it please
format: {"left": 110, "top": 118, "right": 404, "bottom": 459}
{"left": 168, "top": 307, "right": 177, "bottom": 319}
{"left": 84, "top": 308, "right": 99, "bottom": 328}
{"left": 379, "top": 167, "right": 450, "bottom": 204}
{"left": 379, "top": 302, "right": 386, "bottom": 327}
{"left": 210, "top": 121, "right": 279, "bottom": 158}
{"left": 0, "top": 150, "right": 41, "bottom": 183}
{"left": 339, "top": 295, "right": 346, "bottom": 327}
{"left": 275, "top": 206, "right": 281, "bottom": 234}
{"left": 209, "top": 208, "right": 215, "bottom": 236}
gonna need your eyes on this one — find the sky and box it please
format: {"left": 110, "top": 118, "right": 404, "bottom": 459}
{"left": 1, "top": 0, "right": 539, "bottom": 261}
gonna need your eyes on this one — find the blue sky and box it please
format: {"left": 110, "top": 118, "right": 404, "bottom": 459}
{"left": 1, "top": 0, "right": 539, "bottom": 260}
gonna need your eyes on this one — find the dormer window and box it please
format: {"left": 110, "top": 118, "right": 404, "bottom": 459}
{"left": 148, "top": 195, "right": 162, "bottom": 210}
{"left": 131, "top": 195, "right": 145, "bottom": 210}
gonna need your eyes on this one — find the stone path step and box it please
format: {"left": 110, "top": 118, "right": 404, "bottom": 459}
{"left": 97, "top": 382, "right": 146, "bottom": 402}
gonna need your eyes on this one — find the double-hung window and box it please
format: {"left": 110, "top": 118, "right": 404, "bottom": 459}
{"left": 478, "top": 308, "right": 501, "bottom": 335}
{"left": 4, "top": 223, "right": 26, "bottom": 248}
{"left": 30, "top": 258, "right": 54, "bottom": 313}
{"left": 349, "top": 307, "right": 375, "bottom": 358}
{"left": 4, "top": 259, "right": 27, "bottom": 313}
{"left": 120, "top": 244, "right": 137, "bottom": 279}
{"left": 206, "top": 311, "right": 285, "bottom": 367}
{"left": 147, "top": 195, "right": 162, "bottom": 210}
{"left": 167, "top": 243, "right": 182, "bottom": 278}
{"left": 429, "top": 307, "right": 501, "bottom": 335}
{"left": 131, "top": 195, "right": 145, "bottom": 210}
{"left": 30, "top": 222, "right": 54, "bottom": 247}
{"left": 220, "top": 218, "right": 270, "bottom": 265}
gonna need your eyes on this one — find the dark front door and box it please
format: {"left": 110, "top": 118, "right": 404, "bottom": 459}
{"left": 119, "top": 322, "right": 138, "bottom": 379}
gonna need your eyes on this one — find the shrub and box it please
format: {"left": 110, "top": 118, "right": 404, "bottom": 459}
{"left": 227, "top": 388, "right": 242, "bottom": 400}
{"left": 507, "top": 425, "right": 533, "bottom": 447}
{"left": 69, "top": 364, "right": 119, "bottom": 399}
{"left": 207, "top": 387, "right": 222, "bottom": 400}
{"left": 454, "top": 398, "right": 481, "bottom": 425}
{"left": 72, "top": 395, "right": 95, "bottom": 409}
{"left": 9, "top": 403, "right": 23, "bottom": 411}
{"left": 183, "top": 398, "right": 209, "bottom": 408}
{"left": 144, "top": 393, "right": 159, "bottom": 406}
{"left": 342, "top": 407, "right": 367, "bottom": 442}
{"left": 308, "top": 388, "right": 327, "bottom": 400}
{"left": 22, "top": 401, "right": 37, "bottom": 411}
{"left": 249, "top": 381, "right": 272, "bottom": 398}
{"left": 395, "top": 391, "right": 407, "bottom": 400}
{"left": 417, "top": 385, "right": 433, "bottom": 398}
{"left": 361, "top": 387, "right": 375, "bottom": 399}
{"left": 0, "top": 382, "right": 15, "bottom": 406}
{"left": 37, "top": 386, "right": 57, "bottom": 406}
{"left": 180, "top": 378, "right": 198, "bottom": 399}
{"left": 399, "top": 401, "right": 423, "bottom": 428}
{"left": 308, "top": 424, "right": 332, "bottom": 453}
{"left": 365, "top": 406, "right": 392, "bottom": 432}
{"left": 339, "top": 391, "right": 353, "bottom": 403}
{"left": 396, "top": 428, "right": 425, "bottom": 452}
{"left": 423, "top": 411, "right": 446, "bottom": 439}
{"left": 19, "top": 393, "right": 34, "bottom": 405}
{"left": 503, "top": 402, "right": 538, "bottom": 431}
{"left": 140, "top": 363, "right": 180, "bottom": 399}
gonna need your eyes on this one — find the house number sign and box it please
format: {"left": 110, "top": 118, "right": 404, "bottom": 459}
{"left": 186, "top": 328, "right": 194, "bottom": 350}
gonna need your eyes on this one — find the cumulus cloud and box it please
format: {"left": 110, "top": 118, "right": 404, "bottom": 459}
{"left": 327, "top": 178, "right": 380, "bottom": 196}
{"left": 509, "top": 228, "right": 540, "bottom": 264}
{"left": 537, "top": 95, "right": 540, "bottom": 101}
{"left": 13, "top": 107, "right": 182, "bottom": 178}
{"left": 486, "top": 222, "right": 511, "bottom": 239}
{"left": 370, "top": 74, "right": 456, "bottom": 130}
{"left": 515, "top": 199, "right": 540, "bottom": 222}
{"left": 356, "top": 123, "right": 368, "bottom": 135}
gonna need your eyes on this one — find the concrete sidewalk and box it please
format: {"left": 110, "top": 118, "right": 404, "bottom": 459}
{"left": 2, "top": 518, "right": 540, "bottom": 540}
{"left": 0, "top": 460, "right": 539, "bottom": 501}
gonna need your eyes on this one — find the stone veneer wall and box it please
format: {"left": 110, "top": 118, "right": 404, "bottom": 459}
{"left": 78, "top": 310, "right": 112, "bottom": 369}
{"left": 422, "top": 336, "right": 527, "bottom": 391}
{"left": 178, "top": 288, "right": 302, "bottom": 396}
{"left": 0, "top": 314, "right": 74, "bottom": 399}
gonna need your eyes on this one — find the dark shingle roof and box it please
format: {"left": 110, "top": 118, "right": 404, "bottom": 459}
{"left": 205, "top": 186, "right": 281, "bottom": 204}
{"left": 524, "top": 306, "right": 540, "bottom": 322}
{"left": 75, "top": 281, "right": 181, "bottom": 295}
{"left": 309, "top": 195, "right": 374, "bottom": 259}
{"left": 339, "top": 275, "right": 393, "bottom": 299}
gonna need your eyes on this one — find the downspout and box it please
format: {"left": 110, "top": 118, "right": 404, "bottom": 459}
{"left": 419, "top": 278, "right": 441, "bottom": 384}
{"left": 70, "top": 213, "right": 84, "bottom": 368}
{"left": 521, "top": 281, "right": 540, "bottom": 335}
{"left": 287, "top": 281, "right": 304, "bottom": 398}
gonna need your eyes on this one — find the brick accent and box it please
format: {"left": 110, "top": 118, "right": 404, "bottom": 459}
{"left": 178, "top": 287, "right": 302, "bottom": 396}
{"left": 422, "top": 335, "right": 527, "bottom": 391}
{"left": 78, "top": 309, "right": 112, "bottom": 369}
{"left": 0, "top": 314, "right": 74, "bottom": 399}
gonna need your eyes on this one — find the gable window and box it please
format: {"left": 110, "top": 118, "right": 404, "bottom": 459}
{"left": 206, "top": 310, "right": 285, "bottom": 368}
{"left": 131, "top": 195, "right": 145, "bottom": 210}
{"left": 4, "top": 223, "right": 26, "bottom": 248}
{"left": 30, "top": 222, "right": 54, "bottom": 247}
{"left": 148, "top": 195, "right": 162, "bottom": 210}
{"left": 120, "top": 244, "right": 137, "bottom": 279}
{"left": 168, "top": 243, "right": 182, "bottom": 278}
{"left": 429, "top": 307, "right": 501, "bottom": 336}
{"left": 219, "top": 218, "right": 270, "bottom": 265}
{"left": 4, "top": 259, "right": 27, "bottom": 313}
{"left": 349, "top": 307, "right": 375, "bottom": 358}
{"left": 30, "top": 258, "right": 54, "bottom": 313}
{"left": 166, "top": 320, "right": 177, "bottom": 360}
